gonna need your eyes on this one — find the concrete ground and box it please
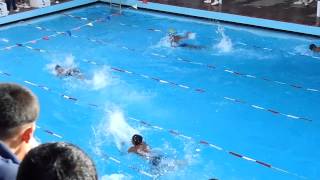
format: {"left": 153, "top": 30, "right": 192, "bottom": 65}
{"left": 149, "top": 0, "right": 319, "bottom": 26}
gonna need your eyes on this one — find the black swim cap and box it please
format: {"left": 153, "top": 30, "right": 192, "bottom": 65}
{"left": 309, "top": 44, "right": 316, "bottom": 50}
{"left": 132, "top": 134, "right": 143, "bottom": 145}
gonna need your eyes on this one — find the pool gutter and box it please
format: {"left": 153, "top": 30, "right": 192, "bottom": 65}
{"left": 0, "top": 0, "right": 319, "bottom": 36}
{"left": 0, "top": 0, "right": 95, "bottom": 25}
{"left": 105, "top": 0, "right": 320, "bottom": 37}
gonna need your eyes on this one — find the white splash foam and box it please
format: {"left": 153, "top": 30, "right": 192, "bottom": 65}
{"left": 187, "top": 32, "right": 196, "bottom": 40}
{"left": 46, "top": 54, "right": 78, "bottom": 75}
{"left": 155, "top": 35, "right": 172, "bottom": 48}
{"left": 85, "top": 66, "right": 111, "bottom": 90}
{"left": 215, "top": 26, "right": 233, "bottom": 53}
{"left": 94, "top": 109, "right": 139, "bottom": 151}
{"left": 108, "top": 110, "right": 139, "bottom": 150}
{"left": 101, "top": 174, "right": 130, "bottom": 180}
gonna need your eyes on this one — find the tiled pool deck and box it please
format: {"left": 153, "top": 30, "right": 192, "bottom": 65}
{"left": 149, "top": 0, "right": 319, "bottom": 27}
{"left": 1, "top": 0, "right": 319, "bottom": 36}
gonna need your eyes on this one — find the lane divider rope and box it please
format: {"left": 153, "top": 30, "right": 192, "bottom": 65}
{"left": 0, "top": 70, "right": 307, "bottom": 179}
{"left": 17, "top": 17, "right": 320, "bottom": 96}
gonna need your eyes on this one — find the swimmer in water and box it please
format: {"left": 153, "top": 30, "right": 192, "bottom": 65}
{"left": 128, "top": 134, "right": 163, "bottom": 166}
{"left": 309, "top": 44, "right": 320, "bottom": 52}
{"left": 54, "top": 65, "right": 84, "bottom": 79}
{"left": 169, "top": 31, "right": 203, "bottom": 49}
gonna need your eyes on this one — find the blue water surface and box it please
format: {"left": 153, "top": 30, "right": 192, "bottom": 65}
{"left": 0, "top": 4, "right": 319, "bottom": 180}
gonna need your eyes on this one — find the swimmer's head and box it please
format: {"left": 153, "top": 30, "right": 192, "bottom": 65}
{"left": 55, "top": 65, "right": 62, "bottom": 70}
{"left": 132, "top": 134, "right": 143, "bottom": 146}
{"left": 55, "top": 65, "right": 64, "bottom": 74}
{"left": 309, "top": 44, "right": 317, "bottom": 51}
{"left": 168, "top": 28, "right": 177, "bottom": 36}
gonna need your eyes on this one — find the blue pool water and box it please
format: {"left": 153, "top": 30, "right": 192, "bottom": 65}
{"left": 0, "top": 4, "right": 320, "bottom": 179}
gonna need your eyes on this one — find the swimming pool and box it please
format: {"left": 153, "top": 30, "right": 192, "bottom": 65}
{"left": 0, "top": 3, "right": 320, "bottom": 179}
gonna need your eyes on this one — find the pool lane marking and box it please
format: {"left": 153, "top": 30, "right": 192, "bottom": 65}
{"left": 63, "top": 10, "right": 320, "bottom": 63}
{"left": 0, "top": 71, "right": 307, "bottom": 179}
{"left": 0, "top": 30, "right": 313, "bottom": 123}
{"left": 0, "top": 18, "right": 102, "bottom": 51}
{"left": 1, "top": 41, "right": 313, "bottom": 123}
{"left": 38, "top": 124, "right": 155, "bottom": 178}
{"left": 36, "top": 125, "right": 63, "bottom": 139}
{"left": 1, "top": 31, "right": 314, "bottom": 121}
{"left": 24, "top": 22, "right": 320, "bottom": 96}
{"left": 81, "top": 60, "right": 312, "bottom": 122}
{"left": 128, "top": 117, "right": 307, "bottom": 180}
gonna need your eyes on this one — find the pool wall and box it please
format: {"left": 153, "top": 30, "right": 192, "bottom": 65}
{"left": 0, "top": 0, "right": 319, "bottom": 36}
{"left": 0, "top": 0, "right": 95, "bottom": 25}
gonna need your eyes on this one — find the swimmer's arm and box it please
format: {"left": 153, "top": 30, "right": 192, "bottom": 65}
{"left": 128, "top": 146, "right": 135, "bottom": 153}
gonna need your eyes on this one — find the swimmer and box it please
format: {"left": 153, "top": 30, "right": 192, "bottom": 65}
{"left": 309, "top": 44, "right": 320, "bottom": 52}
{"left": 54, "top": 65, "right": 84, "bottom": 79}
{"left": 128, "top": 134, "right": 150, "bottom": 156}
{"left": 128, "top": 134, "right": 163, "bottom": 166}
{"left": 169, "top": 31, "right": 203, "bottom": 49}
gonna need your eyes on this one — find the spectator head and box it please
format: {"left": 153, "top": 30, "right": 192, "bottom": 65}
{"left": 131, "top": 134, "right": 143, "bottom": 146}
{"left": 17, "top": 142, "right": 97, "bottom": 180}
{"left": 0, "top": 83, "right": 39, "bottom": 160}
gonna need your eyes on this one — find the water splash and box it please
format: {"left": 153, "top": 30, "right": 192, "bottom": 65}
{"left": 85, "top": 66, "right": 112, "bottom": 90}
{"left": 187, "top": 32, "right": 196, "bottom": 40}
{"left": 154, "top": 35, "right": 172, "bottom": 48}
{"left": 46, "top": 54, "right": 78, "bottom": 76}
{"left": 215, "top": 25, "right": 233, "bottom": 53}
{"left": 101, "top": 174, "right": 130, "bottom": 180}
{"left": 93, "top": 108, "right": 140, "bottom": 151}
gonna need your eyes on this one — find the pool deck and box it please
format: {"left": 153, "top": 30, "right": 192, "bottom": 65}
{"left": 1, "top": 0, "right": 320, "bottom": 36}
{"left": 148, "top": 0, "right": 319, "bottom": 27}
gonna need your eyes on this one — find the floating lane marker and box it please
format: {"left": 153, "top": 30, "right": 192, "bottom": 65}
{"left": 128, "top": 117, "right": 307, "bottom": 180}
{"left": 38, "top": 125, "right": 156, "bottom": 178}
{"left": 0, "top": 71, "right": 307, "bottom": 179}
{"left": 36, "top": 125, "right": 63, "bottom": 139}
{"left": 1, "top": 34, "right": 313, "bottom": 123}
{"left": 64, "top": 9, "right": 320, "bottom": 63}
{"left": 0, "top": 28, "right": 312, "bottom": 122}
{"left": 0, "top": 19, "right": 100, "bottom": 51}
{"left": 3, "top": 23, "right": 314, "bottom": 122}
{"left": 20, "top": 20, "right": 320, "bottom": 96}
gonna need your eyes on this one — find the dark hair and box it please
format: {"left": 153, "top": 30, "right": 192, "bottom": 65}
{"left": 17, "top": 142, "right": 97, "bottom": 180}
{"left": 0, "top": 83, "right": 39, "bottom": 140}
{"left": 55, "top": 65, "right": 62, "bottom": 70}
{"left": 132, "top": 134, "right": 143, "bottom": 145}
{"left": 309, "top": 44, "right": 316, "bottom": 50}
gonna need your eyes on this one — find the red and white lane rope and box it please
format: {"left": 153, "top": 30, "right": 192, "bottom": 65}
{"left": 24, "top": 19, "right": 320, "bottom": 96}
{"left": 0, "top": 72, "right": 153, "bottom": 178}
{"left": 0, "top": 19, "right": 314, "bottom": 122}
{"left": 81, "top": 59, "right": 312, "bottom": 122}
{"left": 0, "top": 70, "right": 307, "bottom": 179}
{"left": 128, "top": 117, "right": 307, "bottom": 180}
{"left": 0, "top": 35, "right": 313, "bottom": 123}
{"left": 0, "top": 28, "right": 313, "bottom": 123}
{"left": 63, "top": 9, "right": 320, "bottom": 61}
{"left": 0, "top": 19, "right": 100, "bottom": 51}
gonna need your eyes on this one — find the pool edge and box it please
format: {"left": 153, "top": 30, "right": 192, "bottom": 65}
{"left": 106, "top": 0, "right": 320, "bottom": 37}
{"left": 0, "top": 0, "right": 96, "bottom": 26}
{"left": 0, "top": 0, "right": 319, "bottom": 36}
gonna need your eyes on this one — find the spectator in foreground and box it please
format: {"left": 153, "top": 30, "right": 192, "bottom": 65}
{"left": 17, "top": 142, "right": 97, "bottom": 180}
{"left": 0, "top": 83, "right": 39, "bottom": 180}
